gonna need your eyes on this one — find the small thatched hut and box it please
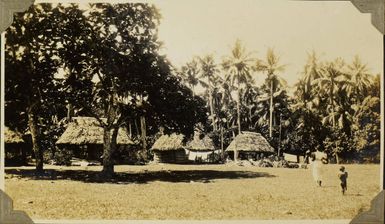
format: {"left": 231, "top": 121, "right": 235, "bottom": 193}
{"left": 4, "top": 126, "right": 27, "bottom": 165}
{"left": 56, "top": 117, "right": 134, "bottom": 161}
{"left": 151, "top": 133, "right": 187, "bottom": 163}
{"left": 226, "top": 131, "right": 275, "bottom": 160}
{"left": 186, "top": 134, "right": 219, "bottom": 163}
{"left": 4, "top": 127, "right": 24, "bottom": 144}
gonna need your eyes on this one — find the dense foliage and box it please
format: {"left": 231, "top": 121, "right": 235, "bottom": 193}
{"left": 178, "top": 48, "right": 380, "bottom": 163}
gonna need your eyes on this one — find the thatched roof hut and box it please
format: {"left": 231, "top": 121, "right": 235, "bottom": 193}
{"left": 151, "top": 133, "right": 187, "bottom": 163}
{"left": 226, "top": 131, "right": 274, "bottom": 153}
{"left": 186, "top": 135, "right": 215, "bottom": 151}
{"left": 186, "top": 134, "right": 221, "bottom": 163}
{"left": 151, "top": 133, "right": 185, "bottom": 151}
{"left": 4, "top": 127, "right": 24, "bottom": 144}
{"left": 56, "top": 117, "right": 134, "bottom": 145}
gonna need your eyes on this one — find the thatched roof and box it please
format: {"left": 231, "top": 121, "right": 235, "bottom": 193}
{"left": 186, "top": 135, "right": 215, "bottom": 151}
{"left": 226, "top": 131, "right": 274, "bottom": 153}
{"left": 151, "top": 133, "right": 185, "bottom": 151}
{"left": 56, "top": 117, "right": 134, "bottom": 145}
{"left": 4, "top": 127, "right": 24, "bottom": 144}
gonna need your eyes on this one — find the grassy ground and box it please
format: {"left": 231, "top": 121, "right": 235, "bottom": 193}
{"left": 4, "top": 163, "right": 381, "bottom": 220}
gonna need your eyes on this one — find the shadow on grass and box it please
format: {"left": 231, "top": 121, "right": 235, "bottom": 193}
{"left": 5, "top": 168, "right": 275, "bottom": 184}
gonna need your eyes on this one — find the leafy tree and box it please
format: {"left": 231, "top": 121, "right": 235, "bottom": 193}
{"left": 5, "top": 4, "right": 66, "bottom": 172}
{"left": 57, "top": 3, "right": 207, "bottom": 177}
{"left": 351, "top": 96, "right": 380, "bottom": 162}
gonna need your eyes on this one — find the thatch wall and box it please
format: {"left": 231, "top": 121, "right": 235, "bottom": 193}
{"left": 151, "top": 133, "right": 187, "bottom": 163}
{"left": 226, "top": 132, "right": 275, "bottom": 153}
{"left": 4, "top": 127, "right": 24, "bottom": 144}
{"left": 153, "top": 150, "right": 188, "bottom": 164}
{"left": 56, "top": 117, "right": 134, "bottom": 145}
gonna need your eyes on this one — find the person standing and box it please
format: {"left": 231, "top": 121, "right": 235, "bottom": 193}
{"left": 310, "top": 153, "right": 323, "bottom": 186}
{"left": 311, "top": 151, "right": 329, "bottom": 186}
{"left": 338, "top": 166, "right": 348, "bottom": 195}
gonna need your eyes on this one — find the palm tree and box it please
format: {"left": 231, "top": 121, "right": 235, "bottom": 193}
{"left": 222, "top": 40, "right": 255, "bottom": 133}
{"left": 255, "top": 48, "right": 286, "bottom": 138}
{"left": 296, "top": 51, "right": 322, "bottom": 110}
{"left": 179, "top": 58, "right": 200, "bottom": 96}
{"left": 222, "top": 40, "right": 255, "bottom": 161}
{"left": 313, "top": 58, "right": 345, "bottom": 128}
{"left": 313, "top": 58, "right": 346, "bottom": 164}
{"left": 343, "top": 55, "right": 372, "bottom": 103}
{"left": 199, "top": 54, "right": 218, "bottom": 131}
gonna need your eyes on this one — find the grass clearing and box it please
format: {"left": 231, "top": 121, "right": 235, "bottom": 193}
{"left": 5, "top": 164, "right": 380, "bottom": 220}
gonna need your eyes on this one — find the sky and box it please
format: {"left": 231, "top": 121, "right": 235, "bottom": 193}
{"left": 35, "top": 0, "right": 383, "bottom": 89}
{"left": 152, "top": 0, "right": 383, "bottom": 88}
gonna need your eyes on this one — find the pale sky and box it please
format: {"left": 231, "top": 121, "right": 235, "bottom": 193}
{"left": 153, "top": 0, "right": 383, "bottom": 88}
{"left": 35, "top": 0, "right": 383, "bottom": 89}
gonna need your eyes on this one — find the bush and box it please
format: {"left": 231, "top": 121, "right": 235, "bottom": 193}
{"left": 53, "top": 147, "right": 73, "bottom": 166}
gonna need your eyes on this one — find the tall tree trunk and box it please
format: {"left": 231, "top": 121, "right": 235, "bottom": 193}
{"left": 134, "top": 118, "right": 140, "bottom": 138}
{"left": 128, "top": 121, "right": 132, "bottom": 138}
{"left": 66, "top": 103, "right": 73, "bottom": 121}
{"left": 101, "top": 127, "right": 118, "bottom": 178}
{"left": 209, "top": 93, "right": 216, "bottom": 131}
{"left": 234, "top": 73, "right": 242, "bottom": 161}
{"left": 27, "top": 108, "right": 43, "bottom": 172}
{"left": 269, "top": 79, "right": 273, "bottom": 138}
{"left": 330, "top": 76, "right": 338, "bottom": 164}
{"left": 140, "top": 116, "right": 147, "bottom": 160}
{"left": 208, "top": 77, "right": 216, "bottom": 131}
{"left": 335, "top": 152, "right": 340, "bottom": 164}
{"left": 220, "top": 125, "right": 224, "bottom": 160}
{"left": 191, "top": 84, "right": 195, "bottom": 97}
{"left": 278, "top": 114, "right": 282, "bottom": 157}
{"left": 331, "top": 80, "right": 336, "bottom": 128}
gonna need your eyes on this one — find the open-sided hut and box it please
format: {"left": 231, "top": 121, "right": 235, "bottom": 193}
{"left": 4, "top": 126, "right": 27, "bottom": 165}
{"left": 226, "top": 131, "right": 275, "bottom": 160}
{"left": 186, "top": 134, "right": 219, "bottom": 163}
{"left": 56, "top": 117, "right": 134, "bottom": 161}
{"left": 151, "top": 133, "right": 187, "bottom": 163}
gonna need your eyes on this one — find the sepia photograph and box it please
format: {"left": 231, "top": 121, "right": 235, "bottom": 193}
{"left": 0, "top": 0, "right": 383, "bottom": 222}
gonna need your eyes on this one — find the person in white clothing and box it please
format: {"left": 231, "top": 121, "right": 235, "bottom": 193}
{"left": 310, "top": 151, "right": 329, "bottom": 187}
{"left": 310, "top": 153, "right": 323, "bottom": 186}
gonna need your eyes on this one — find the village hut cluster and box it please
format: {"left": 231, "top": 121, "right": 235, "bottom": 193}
{"left": 150, "top": 131, "right": 221, "bottom": 164}
{"left": 4, "top": 116, "right": 310, "bottom": 168}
